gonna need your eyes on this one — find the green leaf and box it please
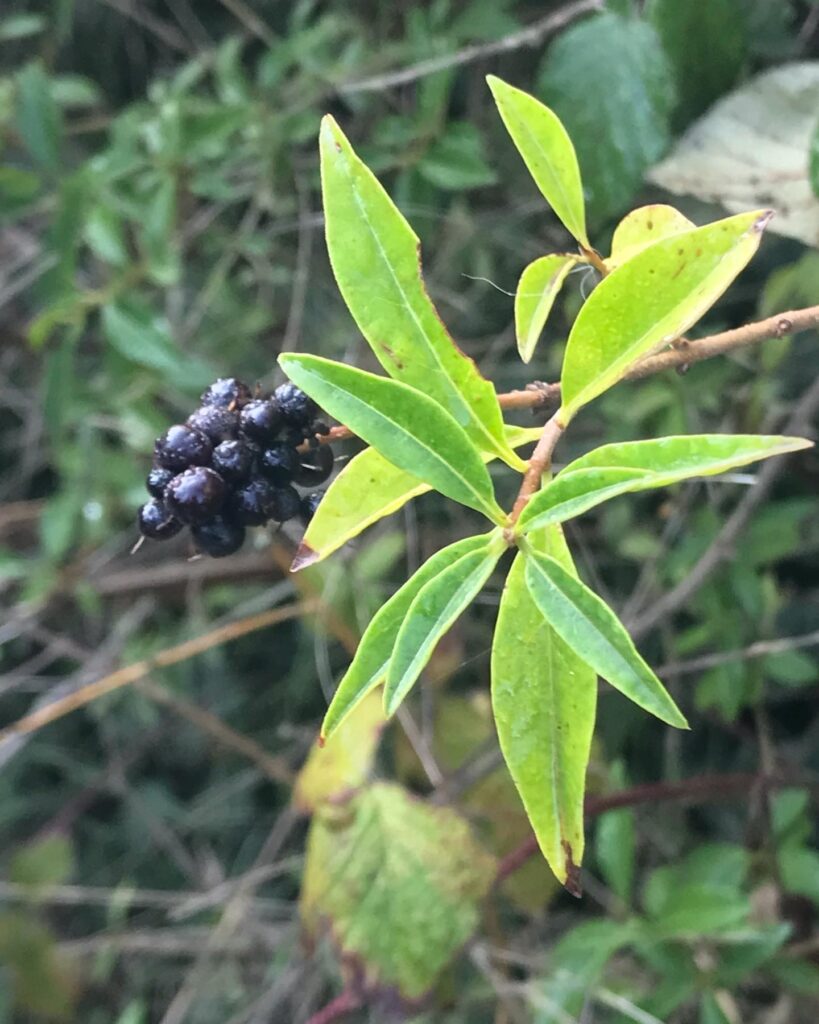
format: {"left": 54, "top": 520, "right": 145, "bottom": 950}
{"left": 101, "top": 301, "right": 211, "bottom": 387}
{"left": 606, "top": 203, "right": 695, "bottom": 270}
{"left": 515, "top": 253, "right": 577, "bottom": 363}
{"left": 418, "top": 121, "right": 496, "bottom": 190}
{"left": 322, "top": 534, "right": 493, "bottom": 740}
{"left": 811, "top": 117, "right": 819, "bottom": 202}
{"left": 518, "top": 434, "right": 812, "bottom": 532}
{"left": 523, "top": 547, "right": 688, "bottom": 728}
{"left": 301, "top": 783, "right": 496, "bottom": 1001}
{"left": 294, "top": 425, "right": 540, "bottom": 571}
{"left": 491, "top": 527, "right": 597, "bottom": 890}
{"left": 559, "top": 209, "right": 771, "bottom": 421}
{"left": 279, "top": 354, "right": 505, "bottom": 522}
{"left": 16, "top": 61, "right": 62, "bottom": 173}
{"left": 648, "top": 0, "right": 747, "bottom": 127}
{"left": 0, "top": 14, "right": 46, "bottom": 41}
{"left": 595, "top": 764, "right": 635, "bottom": 905}
{"left": 487, "top": 76, "right": 588, "bottom": 246}
{"left": 537, "top": 11, "right": 676, "bottom": 221}
{"left": 385, "top": 538, "right": 504, "bottom": 716}
{"left": 699, "top": 993, "right": 733, "bottom": 1024}
{"left": 319, "top": 115, "right": 520, "bottom": 469}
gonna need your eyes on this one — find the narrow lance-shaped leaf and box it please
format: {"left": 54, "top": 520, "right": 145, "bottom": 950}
{"left": 518, "top": 434, "right": 812, "bottom": 533}
{"left": 294, "top": 425, "right": 541, "bottom": 571}
{"left": 491, "top": 526, "right": 597, "bottom": 892}
{"left": 488, "top": 76, "right": 589, "bottom": 247}
{"left": 559, "top": 209, "right": 771, "bottom": 422}
{"left": 523, "top": 547, "right": 688, "bottom": 729}
{"left": 605, "top": 203, "right": 695, "bottom": 270}
{"left": 515, "top": 253, "right": 578, "bottom": 363}
{"left": 320, "top": 115, "right": 521, "bottom": 470}
{"left": 279, "top": 354, "right": 505, "bottom": 523}
{"left": 385, "top": 538, "right": 504, "bottom": 716}
{"left": 322, "top": 534, "right": 494, "bottom": 740}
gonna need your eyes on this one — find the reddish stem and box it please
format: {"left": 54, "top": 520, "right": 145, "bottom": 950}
{"left": 305, "top": 989, "right": 362, "bottom": 1024}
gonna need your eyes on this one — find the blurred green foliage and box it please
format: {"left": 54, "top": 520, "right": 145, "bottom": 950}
{"left": 0, "top": 1, "right": 818, "bottom": 1021}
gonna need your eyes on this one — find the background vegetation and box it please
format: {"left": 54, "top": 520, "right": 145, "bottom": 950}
{"left": 1, "top": 1, "right": 818, "bottom": 1021}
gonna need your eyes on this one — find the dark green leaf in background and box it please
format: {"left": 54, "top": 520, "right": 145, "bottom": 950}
{"left": 15, "top": 62, "right": 62, "bottom": 173}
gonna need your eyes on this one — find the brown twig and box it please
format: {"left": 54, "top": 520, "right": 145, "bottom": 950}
{"left": 508, "top": 414, "right": 565, "bottom": 525}
{"left": 0, "top": 601, "right": 317, "bottom": 746}
{"left": 305, "top": 989, "right": 363, "bottom": 1024}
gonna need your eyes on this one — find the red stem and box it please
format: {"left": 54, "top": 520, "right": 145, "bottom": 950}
{"left": 305, "top": 989, "right": 362, "bottom": 1024}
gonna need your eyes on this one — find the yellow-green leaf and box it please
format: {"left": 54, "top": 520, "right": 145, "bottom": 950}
{"left": 320, "top": 115, "right": 521, "bottom": 469}
{"left": 491, "top": 526, "right": 596, "bottom": 891}
{"left": 322, "top": 533, "right": 494, "bottom": 740}
{"left": 523, "top": 547, "right": 688, "bottom": 728}
{"left": 606, "top": 203, "right": 695, "bottom": 270}
{"left": 559, "top": 209, "right": 771, "bottom": 422}
{"left": 515, "top": 253, "right": 578, "bottom": 362}
{"left": 294, "top": 425, "right": 541, "bottom": 571}
{"left": 518, "top": 434, "right": 812, "bottom": 532}
{"left": 488, "top": 76, "right": 589, "bottom": 246}
{"left": 293, "top": 690, "right": 386, "bottom": 813}
{"left": 279, "top": 354, "right": 505, "bottom": 523}
{"left": 301, "top": 782, "right": 496, "bottom": 1001}
{"left": 384, "top": 538, "right": 504, "bottom": 716}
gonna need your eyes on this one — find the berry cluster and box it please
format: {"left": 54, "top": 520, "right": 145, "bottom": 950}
{"left": 138, "top": 378, "right": 331, "bottom": 557}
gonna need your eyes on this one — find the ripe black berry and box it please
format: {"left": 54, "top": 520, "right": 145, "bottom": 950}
{"left": 229, "top": 478, "right": 279, "bottom": 525}
{"left": 300, "top": 491, "right": 324, "bottom": 523}
{"left": 269, "top": 484, "right": 301, "bottom": 523}
{"left": 274, "top": 382, "right": 317, "bottom": 426}
{"left": 146, "top": 466, "right": 175, "bottom": 499}
{"left": 164, "top": 467, "right": 226, "bottom": 524}
{"left": 239, "top": 398, "right": 284, "bottom": 444}
{"left": 138, "top": 499, "right": 183, "bottom": 540}
{"left": 200, "top": 377, "right": 252, "bottom": 410}
{"left": 191, "top": 516, "right": 245, "bottom": 558}
{"left": 293, "top": 444, "right": 334, "bottom": 486}
{"left": 212, "top": 439, "right": 256, "bottom": 483}
{"left": 155, "top": 424, "right": 213, "bottom": 471}
{"left": 258, "top": 443, "right": 299, "bottom": 485}
{"left": 187, "top": 405, "right": 239, "bottom": 443}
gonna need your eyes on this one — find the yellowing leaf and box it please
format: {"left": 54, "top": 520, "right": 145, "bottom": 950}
{"left": 295, "top": 425, "right": 541, "bottom": 571}
{"left": 301, "top": 783, "right": 496, "bottom": 1000}
{"left": 606, "top": 204, "right": 695, "bottom": 269}
{"left": 559, "top": 209, "right": 770, "bottom": 422}
{"left": 515, "top": 253, "right": 578, "bottom": 362}
{"left": 279, "top": 354, "right": 505, "bottom": 523}
{"left": 488, "top": 76, "right": 589, "bottom": 246}
{"left": 491, "top": 526, "right": 596, "bottom": 891}
{"left": 320, "top": 115, "right": 520, "bottom": 469}
{"left": 293, "top": 690, "right": 386, "bottom": 813}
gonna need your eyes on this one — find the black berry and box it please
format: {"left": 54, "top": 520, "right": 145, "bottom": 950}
{"left": 164, "top": 467, "right": 226, "bottom": 524}
{"left": 274, "top": 382, "right": 317, "bottom": 426}
{"left": 146, "top": 466, "right": 175, "bottom": 499}
{"left": 300, "top": 491, "right": 324, "bottom": 523}
{"left": 239, "top": 398, "right": 284, "bottom": 444}
{"left": 138, "top": 499, "right": 183, "bottom": 540}
{"left": 269, "top": 484, "right": 301, "bottom": 523}
{"left": 200, "top": 377, "right": 252, "bottom": 409}
{"left": 212, "top": 439, "right": 257, "bottom": 483}
{"left": 154, "top": 424, "right": 213, "bottom": 471}
{"left": 258, "top": 443, "right": 299, "bottom": 485}
{"left": 293, "top": 444, "right": 334, "bottom": 486}
{"left": 192, "top": 516, "right": 245, "bottom": 558}
{"left": 229, "top": 478, "right": 279, "bottom": 525}
{"left": 187, "top": 405, "right": 239, "bottom": 442}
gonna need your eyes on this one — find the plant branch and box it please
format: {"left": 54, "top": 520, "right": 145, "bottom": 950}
{"left": 508, "top": 413, "right": 565, "bottom": 525}
{"left": 305, "top": 989, "right": 362, "bottom": 1024}
{"left": 301, "top": 304, "right": 819, "bottom": 451}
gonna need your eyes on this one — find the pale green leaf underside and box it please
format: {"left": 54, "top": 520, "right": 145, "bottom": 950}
{"left": 515, "top": 253, "right": 578, "bottom": 363}
{"left": 295, "top": 425, "right": 541, "bottom": 571}
{"left": 606, "top": 203, "right": 695, "bottom": 270}
{"left": 491, "top": 526, "right": 597, "bottom": 889}
{"left": 385, "top": 540, "right": 503, "bottom": 716}
{"left": 487, "top": 76, "right": 589, "bottom": 246}
{"left": 518, "top": 434, "right": 812, "bottom": 532}
{"left": 301, "top": 782, "right": 496, "bottom": 1000}
{"left": 523, "top": 549, "right": 688, "bottom": 729}
{"left": 321, "top": 533, "right": 494, "bottom": 740}
{"left": 279, "top": 354, "right": 504, "bottom": 523}
{"left": 320, "top": 115, "right": 521, "bottom": 469}
{"left": 559, "top": 209, "right": 771, "bottom": 421}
